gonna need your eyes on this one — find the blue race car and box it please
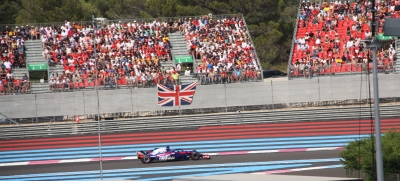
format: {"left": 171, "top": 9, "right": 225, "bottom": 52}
{"left": 136, "top": 146, "right": 211, "bottom": 164}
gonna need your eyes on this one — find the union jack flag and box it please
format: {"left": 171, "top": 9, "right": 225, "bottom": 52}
{"left": 157, "top": 82, "right": 197, "bottom": 106}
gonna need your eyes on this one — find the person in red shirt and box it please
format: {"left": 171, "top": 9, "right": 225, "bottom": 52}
{"left": 221, "top": 68, "right": 227, "bottom": 83}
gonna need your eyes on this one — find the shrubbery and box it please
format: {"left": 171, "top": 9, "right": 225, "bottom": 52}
{"left": 340, "top": 130, "right": 400, "bottom": 180}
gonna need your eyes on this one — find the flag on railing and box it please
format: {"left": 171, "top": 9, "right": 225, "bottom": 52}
{"left": 157, "top": 82, "right": 197, "bottom": 106}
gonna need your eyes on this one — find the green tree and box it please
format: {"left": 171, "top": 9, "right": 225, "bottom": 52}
{"left": 340, "top": 130, "right": 400, "bottom": 181}
{"left": 0, "top": 0, "right": 20, "bottom": 24}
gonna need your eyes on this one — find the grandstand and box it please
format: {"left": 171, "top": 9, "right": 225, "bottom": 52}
{"left": 0, "top": 14, "right": 263, "bottom": 95}
{"left": 289, "top": 0, "right": 400, "bottom": 78}
{"left": 0, "top": 26, "right": 29, "bottom": 95}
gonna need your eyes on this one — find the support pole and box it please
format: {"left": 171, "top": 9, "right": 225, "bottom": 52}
{"left": 370, "top": 38, "right": 384, "bottom": 181}
{"left": 369, "top": 0, "right": 384, "bottom": 179}
{"left": 178, "top": 83, "right": 181, "bottom": 115}
{"left": 93, "top": 15, "right": 103, "bottom": 180}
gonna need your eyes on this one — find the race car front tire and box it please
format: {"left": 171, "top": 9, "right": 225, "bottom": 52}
{"left": 191, "top": 151, "right": 200, "bottom": 160}
{"left": 141, "top": 155, "right": 151, "bottom": 164}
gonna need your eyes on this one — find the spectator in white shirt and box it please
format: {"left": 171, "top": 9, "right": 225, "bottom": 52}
{"left": 364, "top": 30, "right": 371, "bottom": 40}
{"left": 185, "top": 67, "right": 191, "bottom": 76}
{"left": 4, "top": 60, "right": 12, "bottom": 71}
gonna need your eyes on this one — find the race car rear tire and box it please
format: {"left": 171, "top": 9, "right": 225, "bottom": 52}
{"left": 191, "top": 151, "right": 200, "bottom": 160}
{"left": 141, "top": 155, "right": 151, "bottom": 164}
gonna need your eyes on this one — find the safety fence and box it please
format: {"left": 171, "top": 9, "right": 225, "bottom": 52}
{"left": 1, "top": 104, "right": 400, "bottom": 139}
{"left": 1, "top": 73, "right": 400, "bottom": 124}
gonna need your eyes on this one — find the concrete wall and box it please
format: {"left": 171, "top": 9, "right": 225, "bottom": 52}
{"left": 1, "top": 74, "right": 399, "bottom": 119}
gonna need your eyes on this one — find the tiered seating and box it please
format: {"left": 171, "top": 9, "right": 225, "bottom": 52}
{"left": 290, "top": 0, "right": 400, "bottom": 77}
{"left": 0, "top": 26, "right": 29, "bottom": 95}
{"left": 181, "top": 15, "right": 262, "bottom": 83}
{"left": 41, "top": 19, "right": 174, "bottom": 91}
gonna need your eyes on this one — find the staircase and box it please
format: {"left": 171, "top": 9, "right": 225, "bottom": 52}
{"left": 12, "top": 68, "right": 27, "bottom": 79}
{"left": 49, "top": 64, "right": 65, "bottom": 77}
{"left": 30, "top": 84, "right": 51, "bottom": 93}
{"left": 167, "top": 32, "right": 198, "bottom": 84}
{"left": 169, "top": 32, "right": 188, "bottom": 58}
{"left": 24, "top": 40, "right": 50, "bottom": 94}
{"left": 25, "top": 40, "right": 44, "bottom": 64}
{"left": 395, "top": 38, "right": 400, "bottom": 73}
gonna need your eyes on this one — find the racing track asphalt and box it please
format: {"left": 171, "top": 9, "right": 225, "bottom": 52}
{"left": 3, "top": 118, "right": 394, "bottom": 180}
{"left": 1, "top": 150, "right": 346, "bottom": 180}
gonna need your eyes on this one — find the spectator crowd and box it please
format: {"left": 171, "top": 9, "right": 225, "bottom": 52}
{"left": 40, "top": 18, "right": 179, "bottom": 91}
{"left": 291, "top": 0, "right": 399, "bottom": 78}
{"left": 40, "top": 15, "right": 263, "bottom": 93}
{"left": 0, "top": 25, "right": 29, "bottom": 95}
{"left": 6, "top": 0, "right": 397, "bottom": 94}
{"left": 181, "top": 15, "right": 262, "bottom": 84}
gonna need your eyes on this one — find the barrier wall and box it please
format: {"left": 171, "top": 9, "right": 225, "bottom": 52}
{"left": 1, "top": 74, "right": 400, "bottom": 119}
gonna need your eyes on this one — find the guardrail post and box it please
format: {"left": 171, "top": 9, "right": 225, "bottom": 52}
{"left": 130, "top": 87, "right": 134, "bottom": 118}
{"left": 35, "top": 94, "right": 38, "bottom": 124}
{"left": 224, "top": 82, "right": 228, "bottom": 112}
{"left": 318, "top": 77, "right": 321, "bottom": 106}
{"left": 83, "top": 91, "right": 86, "bottom": 117}
{"left": 271, "top": 80, "right": 274, "bottom": 110}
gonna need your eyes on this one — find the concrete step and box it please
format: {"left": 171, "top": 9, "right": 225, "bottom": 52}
{"left": 25, "top": 46, "right": 42, "bottom": 50}
{"left": 170, "top": 40, "right": 186, "bottom": 44}
{"left": 171, "top": 48, "right": 188, "bottom": 51}
{"left": 30, "top": 83, "right": 51, "bottom": 94}
{"left": 168, "top": 31, "right": 189, "bottom": 69}
{"left": 26, "top": 58, "right": 45, "bottom": 62}
{"left": 26, "top": 56, "right": 45, "bottom": 60}
{"left": 172, "top": 51, "right": 188, "bottom": 55}
{"left": 168, "top": 32, "right": 183, "bottom": 36}
{"left": 26, "top": 56, "right": 45, "bottom": 59}
{"left": 48, "top": 63, "right": 64, "bottom": 68}
{"left": 24, "top": 43, "right": 42, "bottom": 46}
{"left": 180, "top": 77, "right": 198, "bottom": 84}
{"left": 26, "top": 51, "right": 44, "bottom": 55}
{"left": 25, "top": 45, "right": 42, "bottom": 49}
{"left": 26, "top": 54, "right": 43, "bottom": 58}
{"left": 172, "top": 54, "right": 189, "bottom": 57}
{"left": 160, "top": 64, "right": 175, "bottom": 68}
{"left": 25, "top": 44, "right": 42, "bottom": 48}
{"left": 170, "top": 43, "right": 187, "bottom": 46}
{"left": 161, "top": 62, "right": 174, "bottom": 66}
{"left": 49, "top": 70, "right": 64, "bottom": 74}
{"left": 169, "top": 38, "right": 186, "bottom": 41}
{"left": 12, "top": 68, "right": 27, "bottom": 72}
{"left": 26, "top": 60, "right": 46, "bottom": 63}
{"left": 169, "top": 40, "right": 186, "bottom": 43}
{"left": 172, "top": 49, "right": 188, "bottom": 52}
{"left": 172, "top": 47, "right": 188, "bottom": 51}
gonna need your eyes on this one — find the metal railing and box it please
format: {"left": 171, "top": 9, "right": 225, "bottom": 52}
{"left": 2, "top": 73, "right": 400, "bottom": 124}
{"left": 289, "top": 62, "right": 396, "bottom": 79}
{"left": 1, "top": 104, "right": 399, "bottom": 139}
{"left": 111, "top": 14, "right": 242, "bottom": 25}
{"left": 287, "top": 0, "right": 303, "bottom": 79}
{"left": 0, "top": 21, "right": 93, "bottom": 31}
